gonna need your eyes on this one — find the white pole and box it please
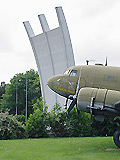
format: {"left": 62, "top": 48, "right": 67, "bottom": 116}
{"left": 16, "top": 78, "right": 18, "bottom": 115}
{"left": 25, "top": 73, "right": 28, "bottom": 121}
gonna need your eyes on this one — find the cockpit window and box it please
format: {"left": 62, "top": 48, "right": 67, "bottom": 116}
{"left": 70, "top": 70, "right": 77, "bottom": 77}
{"left": 64, "top": 70, "right": 70, "bottom": 75}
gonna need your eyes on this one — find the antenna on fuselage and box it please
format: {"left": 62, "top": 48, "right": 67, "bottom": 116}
{"left": 86, "top": 59, "right": 96, "bottom": 65}
{"left": 105, "top": 57, "right": 108, "bottom": 66}
{"left": 86, "top": 60, "right": 89, "bottom": 65}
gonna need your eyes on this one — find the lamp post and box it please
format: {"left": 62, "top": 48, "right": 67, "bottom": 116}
{"left": 25, "top": 73, "right": 28, "bottom": 122}
{"left": 16, "top": 78, "right": 18, "bottom": 115}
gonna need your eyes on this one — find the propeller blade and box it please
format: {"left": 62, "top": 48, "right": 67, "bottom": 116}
{"left": 64, "top": 98, "right": 68, "bottom": 109}
{"left": 67, "top": 69, "right": 82, "bottom": 114}
{"left": 67, "top": 98, "right": 77, "bottom": 114}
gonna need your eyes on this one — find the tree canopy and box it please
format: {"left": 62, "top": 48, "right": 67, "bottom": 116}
{"left": 0, "top": 69, "right": 41, "bottom": 116}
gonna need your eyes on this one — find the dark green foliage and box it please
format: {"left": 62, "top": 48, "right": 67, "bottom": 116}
{"left": 114, "top": 116, "right": 120, "bottom": 129}
{"left": 48, "top": 104, "right": 120, "bottom": 138}
{"left": 0, "top": 82, "right": 5, "bottom": 99}
{"left": 25, "top": 103, "right": 92, "bottom": 138}
{"left": 0, "top": 110, "right": 25, "bottom": 140}
{"left": 67, "top": 108, "right": 92, "bottom": 137}
{"left": 0, "top": 82, "right": 6, "bottom": 110}
{"left": 25, "top": 99, "right": 48, "bottom": 138}
{"left": 1, "top": 69, "right": 41, "bottom": 115}
{"left": 91, "top": 116, "right": 120, "bottom": 136}
{"left": 1, "top": 101, "right": 120, "bottom": 139}
{"left": 48, "top": 103, "right": 68, "bottom": 137}
{"left": 16, "top": 114, "right": 25, "bottom": 125}
{"left": 48, "top": 104, "right": 92, "bottom": 137}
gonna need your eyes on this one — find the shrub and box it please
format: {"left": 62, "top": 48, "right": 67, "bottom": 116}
{"left": 48, "top": 104, "right": 92, "bottom": 137}
{"left": 0, "top": 110, "right": 25, "bottom": 140}
{"left": 66, "top": 108, "right": 92, "bottom": 137}
{"left": 16, "top": 114, "right": 25, "bottom": 125}
{"left": 91, "top": 116, "right": 120, "bottom": 136}
{"left": 25, "top": 99, "right": 48, "bottom": 138}
{"left": 48, "top": 103, "right": 68, "bottom": 137}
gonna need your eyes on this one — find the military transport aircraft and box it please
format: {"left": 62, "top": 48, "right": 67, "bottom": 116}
{"left": 47, "top": 64, "right": 120, "bottom": 148}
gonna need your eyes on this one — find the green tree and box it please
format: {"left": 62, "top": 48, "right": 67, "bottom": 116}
{"left": 0, "top": 82, "right": 6, "bottom": 99}
{"left": 0, "top": 82, "right": 6, "bottom": 109}
{"left": 1, "top": 69, "right": 41, "bottom": 116}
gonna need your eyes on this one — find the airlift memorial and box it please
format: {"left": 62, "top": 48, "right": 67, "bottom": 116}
{"left": 23, "top": 7, "right": 75, "bottom": 111}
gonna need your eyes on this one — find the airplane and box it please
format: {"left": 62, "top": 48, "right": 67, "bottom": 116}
{"left": 47, "top": 63, "right": 120, "bottom": 148}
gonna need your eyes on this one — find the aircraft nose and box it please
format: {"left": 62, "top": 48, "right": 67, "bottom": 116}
{"left": 47, "top": 76, "right": 54, "bottom": 90}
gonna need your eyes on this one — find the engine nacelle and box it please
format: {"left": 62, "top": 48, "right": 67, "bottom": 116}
{"left": 77, "top": 87, "right": 120, "bottom": 120}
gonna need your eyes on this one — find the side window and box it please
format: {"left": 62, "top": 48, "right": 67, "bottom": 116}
{"left": 70, "top": 70, "right": 77, "bottom": 77}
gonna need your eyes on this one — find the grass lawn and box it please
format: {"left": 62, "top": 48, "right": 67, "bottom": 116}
{"left": 0, "top": 137, "right": 120, "bottom": 160}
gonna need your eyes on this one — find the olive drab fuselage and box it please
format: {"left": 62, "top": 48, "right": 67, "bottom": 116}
{"left": 47, "top": 65, "right": 120, "bottom": 120}
{"left": 48, "top": 65, "right": 120, "bottom": 97}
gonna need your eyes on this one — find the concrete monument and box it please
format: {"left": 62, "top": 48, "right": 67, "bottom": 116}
{"left": 23, "top": 7, "right": 75, "bottom": 111}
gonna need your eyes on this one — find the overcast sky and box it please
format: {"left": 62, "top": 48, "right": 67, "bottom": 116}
{"left": 0, "top": 0, "right": 120, "bottom": 83}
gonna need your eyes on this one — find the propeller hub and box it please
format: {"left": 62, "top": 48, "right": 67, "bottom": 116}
{"left": 69, "top": 95, "right": 74, "bottom": 100}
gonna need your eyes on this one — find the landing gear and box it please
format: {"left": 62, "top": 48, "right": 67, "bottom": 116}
{"left": 113, "top": 130, "right": 120, "bottom": 148}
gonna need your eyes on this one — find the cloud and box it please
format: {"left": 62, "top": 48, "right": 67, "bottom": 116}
{"left": 0, "top": 0, "right": 120, "bottom": 83}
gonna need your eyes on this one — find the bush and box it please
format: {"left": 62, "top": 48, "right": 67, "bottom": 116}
{"left": 25, "top": 99, "right": 48, "bottom": 138}
{"left": 48, "top": 104, "right": 92, "bottom": 137}
{"left": 91, "top": 116, "right": 120, "bottom": 136}
{"left": 66, "top": 108, "right": 92, "bottom": 137}
{"left": 48, "top": 103, "right": 68, "bottom": 137}
{"left": 16, "top": 114, "right": 25, "bottom": 125}
{"left": 0, "top": 110, "right": 25, "bottom": 140}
